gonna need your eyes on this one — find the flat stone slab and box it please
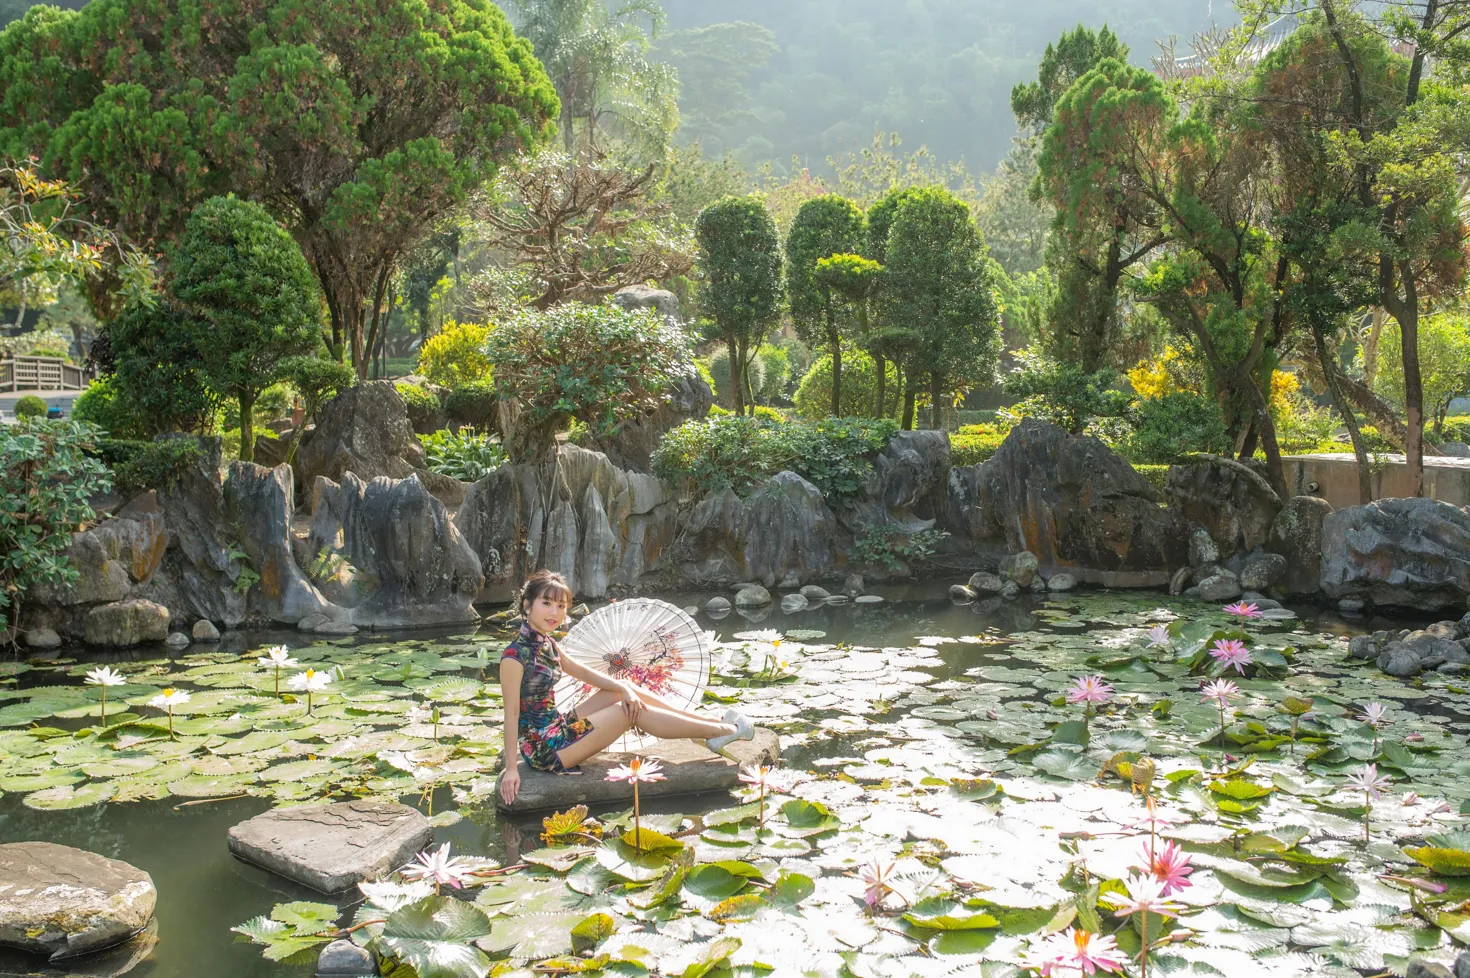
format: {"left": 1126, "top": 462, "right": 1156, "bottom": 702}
{"left": 227, "top": 800, "right": 432, "bottom": 894}
{"left": 497, "top": 728, "right": 781, "bottom": 813}
{"left": 0, "top": 842, "right": 156, "bottom": 961}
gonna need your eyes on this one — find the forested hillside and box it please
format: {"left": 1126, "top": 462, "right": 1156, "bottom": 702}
{"left": 658, "top": 0, "right": 1228, "bottom": 172}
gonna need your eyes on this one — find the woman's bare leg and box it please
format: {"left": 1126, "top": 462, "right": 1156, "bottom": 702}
{"left": 631, "top": 704, "right": 732, "bottom": 741}
{"left": 554, "top": 705, "right": 634, "bottom": 769}
{"left": 578, "top": 687, "right": 729, "bottom": 727}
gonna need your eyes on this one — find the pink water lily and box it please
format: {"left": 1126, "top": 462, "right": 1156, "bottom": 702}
{"left": 399, "top": 842, "right": 474, "bottom": 893}
{"left": 1347, "top": 763, "right": 1392, "bottom": 844}
{"left": 1111, "top": 873, "right": 1182, "bottom": 978}
{"left": 606, "top": 758, "right": 666, "bottom": 850}
{"left": 1358, "top": 702, "right": 1392, "bottom": 753}
{"left": 860, "top": 859, "right": 897, "bottom": 913}
{"left": 1030, "top": 927, "right": 1127, "bottom": 976}
{"left": 1224, "top": 601, "right": 1262, "bottom": 619}
{"left": 1066, "top": 675, "right": 1115, "bottom": 710}
{"left": 1145, "top": 625, "right": 1172, "bottom": 648}
{"left": 738, "top": 763, "right": 784, "bottom": 829}
{"left": 1143, "top": 839, "right": 1194, "bottom": 896}
{"left": 1200, "top": 679, "right": 1240, "bottom": 747}
{"left": 1208, "top": 638, "right": 1252, "bottom": 675}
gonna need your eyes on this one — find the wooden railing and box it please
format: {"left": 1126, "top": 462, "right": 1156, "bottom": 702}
{"left": 0, "top": 356, "right": 93, "bottom": 392}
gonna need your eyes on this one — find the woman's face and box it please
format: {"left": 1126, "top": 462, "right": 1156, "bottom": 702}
{"left": 525, "top": 589, "right": 569, "bottom": 635}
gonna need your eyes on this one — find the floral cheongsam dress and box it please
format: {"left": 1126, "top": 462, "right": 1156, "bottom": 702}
{"left": 502, "top": 621, "right": 594, "bottom": 772}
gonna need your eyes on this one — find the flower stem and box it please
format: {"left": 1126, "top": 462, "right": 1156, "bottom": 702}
{"left": 1364, "top": 790, "right": 1370, "bottom": 845}
{"left": 758, "top": 785, "right": 765, "bottom": 831}
{"left": 634, "top": 782, "right": 641, "bottom": 850}
{"left": 167, "top": 707, "right": 175, "bottom": 740}
{"left": 100, "top": 690, "right": 107, "bottom": 728}
{"left": 1141, "top": 911, "right": 1149, "bottom": 978}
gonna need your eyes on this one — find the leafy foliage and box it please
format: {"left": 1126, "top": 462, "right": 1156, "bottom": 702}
{"left": 12, "top": 395, "right": 47, "bottom": 419}
{"left": 169, "top": 196, "right": 321, "bottom": 463}
{"left": 396, "top": 384, "right": 443, "bottom": 433}
{"left": 0, "top": 0, "right": 557, "bottom": 375}
{"left": 850, "top": 527, "right": 949, "bottom": 572}
{"left": 652, "top": 414, "right": 896, "bottom": 501}
{"left": 487, "top": 302, "right": 695, "bottom": 463}
{"left": 416, "top": 322, "right": 494, "bottom": 389}
{"left": 792, "top": 348, "right": 898, "bottom": 421}
{"left": 442, "top": 381, "right": 498, "bottom": 430}
{"left": 110, "top": 437, "right": 203, "bottom": 497}
{"left": 1123, "top": 392, "right": 1231, "bottom": 465}
{"left": 419, "top": 428, "right": 505, "bottom": 483}
{"left": 0, "top": 418, "right": 110, "bottom": 631}
{"left": 695, "top": 195, "right": 783, "bottom": 417}
{"left": 1003, "top": 345, "right": 1131, "bottom": 436}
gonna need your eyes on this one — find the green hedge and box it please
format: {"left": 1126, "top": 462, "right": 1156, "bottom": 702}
{"left": 652, "top": 415, "right": 897, "bottom": 501}
{"left": 14, "top": 395, "right": 49, "bottom": 419}
{"left": 94, "top": 438, "right": 204, "bottom": 497}
{"left": 1135, "top": 464, "right": 1170, "bottom": 494}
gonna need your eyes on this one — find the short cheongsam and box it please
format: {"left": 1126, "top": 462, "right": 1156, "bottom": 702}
{"left": 502, "top": 622, "right": 594, "bottom": 772}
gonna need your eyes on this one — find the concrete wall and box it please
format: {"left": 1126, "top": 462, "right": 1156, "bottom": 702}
{"left": 1283, "top": 453, "right": 1470, "bottom": 510}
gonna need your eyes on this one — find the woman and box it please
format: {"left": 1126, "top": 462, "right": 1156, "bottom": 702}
{"left": 498, "top": 570, "right": 754, "bottom": 806}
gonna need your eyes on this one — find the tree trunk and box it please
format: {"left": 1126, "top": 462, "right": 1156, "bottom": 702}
{"left": 1361, "top": 307, "right": 1386, "bottom": 389}
{"left": 239, "top": 390, "right": 256, "bottom": 464}
{"left": 1396, "top": 274, "right": 1426, "bottom": 496}
{"left": 1241, "top": 376, "right": 1288, "bottom": 499}
{"left": 929, "top": 372, "right": 943, "bottom": 431}
{"left": 874, "top": 353, "right": 887, "bottom": 420}
{"left": 728, "top": 337, "right": 745, "bottom": 417}
{"left": 506, "top": 413, "right": 562, "bottom": 466}
{"left": 902, "top": 387, "right": 915, "bottom": 431}
{"left": 831, "top": 335, "right": 843, "bottom": 417}
{"left": 1310, "top": 316, "right": 1374, "bottom": 504}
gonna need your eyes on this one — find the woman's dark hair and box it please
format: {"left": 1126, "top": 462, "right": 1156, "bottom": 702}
{"left": 520, "top": 569, "right": 573, "bottom": 612}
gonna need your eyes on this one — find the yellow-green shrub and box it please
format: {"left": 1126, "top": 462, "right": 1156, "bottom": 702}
{"left": 416, "top": 320, "right": 493, "bottom": 388}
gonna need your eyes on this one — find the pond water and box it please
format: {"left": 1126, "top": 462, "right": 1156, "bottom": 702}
{"left": 1, "top": 585, "right": 1467, "bottom": 978}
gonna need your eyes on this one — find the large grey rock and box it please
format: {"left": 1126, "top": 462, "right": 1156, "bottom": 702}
{"left": 1196, "top": 571, "right": 1243, "bottom": 603}
{"left": 780, "top": 593, "right": 809, "bottom": 612}
{"left": 149, "top": 437, "right": 248, "bottom": 627}
{"left": 846, "top": 431, "right": 951, "bottom": 535}
{"left": 1188, "top": 528, "right": 1219, "bottom": 569}
{"left": 734, "top": 584, "right": 771, "bottom": 608}
{"left": 1047, "top": 572, "right": 1078, "bottom": 592}
{"left": 1407, "top": 959, "right": 1454, "bottom": 978}
{"left": 1320, "top": 498, "right": 1470, "bottom": 611}
{"left": 675, "top": 473, "right": 837, "bottom": 588}
{"left": 999, "top": 551, "right": 1039, "bottom": 587}
{"left": 497, "top": 728, "right": 780, "bottom": 813}
{"left": 1378, "top": 644, "right": 1424, "bottom": 677}
{"left": 1000, "top": 581, "right": 1020, "bottom": 600}
{"left": 705, "top": 596, "right": 731, "bottom": 613}
{"left": 977, "top": 419, "right": 1183, "bottom": 574}
{"left": 225, "top": 462, "right": 334, "bottom": 624}
{"left": 1165, "top": 455, "right": 1283, "bottom": 558}
{"left": 317, "top": 938, "right": 378, "bottom": 977}
{"left": 1267, "top": 495, "right": 1334, "bottom": 597}
{"left": 307, "top": 473, "right": 482, "bottom": 628}
{"left": 228, "top": 801, "right": 432, "bottom": 894}
{"left": 949, "top": 584, "right": 976, "bottom": 601}
{"left": 799, "top": 585, "right": 831, "bottom": 602}
{"left": 843, "top": 573, "right": 864, "bottom": 597}
{"left": 586, "top": 371, "right": 713, "bottom": 474}
{"left": 24, "top": 627, "right": 61, "bottom": 649}
{"left": 943, "top": 462, "right": 992, "bottom": 543}
{"left": 192, "top": 619, "right": 220, "bottom": 642}
{"left": 456, "top": 445, "right": 677, "bottom": 601}
{"left": 968, "top": 571, "right": 1004, "bottom": 594}
{"left": 1239, "top": 552, "right": 1288, "bottom": 592}
{"left": 1456, "top": 948, "right": 1470, "bottom": 978}
{"left": 0, "top": 842, "right": 155, "bottom": 961}
{"left": 29, "top": 494, "right": 167, "bottom": 608}
{"left": 611, "top": 283, "right": 681, "bottom": 322}
{"left": 83, "top": 599, "right": 169, "bottom": 647}
{"left": 296, "top": 381, "right": 421, "bottom": 488}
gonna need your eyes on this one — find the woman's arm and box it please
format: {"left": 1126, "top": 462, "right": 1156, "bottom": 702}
{"left": 499, "top": 658, "right": 523, "bottom": 804}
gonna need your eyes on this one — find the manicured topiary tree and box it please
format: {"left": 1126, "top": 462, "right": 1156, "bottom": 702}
{"left": 486, "top": 302, "right": 695, "bottom": 464}
{"left": 879, "top": 187, "right": 1000, "bottom": 430}
{"left": 786, "top": 195, "right": 865, "bottom": 416}
{"left": 13, "top": 396, "right": 47, "bottom": 419}
{"left": 170, "top": 196, "right": 321, "bottom": 463}
{"left": 694, "top": 196, "right": 783, "bottom": 417}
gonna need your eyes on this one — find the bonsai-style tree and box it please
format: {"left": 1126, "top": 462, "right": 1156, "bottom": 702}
{"left": 814, "top": 253, "right": 883, "bottom": 414}
{"left": 478, "top": 150, "right": 694, "bottom": 310}
{"left": 785, "top": 195, "right": 865, "bottom": 416}
{"left": 278, "top": 356, "right": 356, "bottom": 467}
{"left": 486, "top": 302, "right": 694, "bottom": 464}
{"left": 107, "top": 302, "right": 219, "bottom": 436}
{"left": 169, "top": 197, "right": 321, "bottom": 463}
{"left": 879, "top": 187, "right": 1000, "bottom": 431}
{"left": 694, "top": 196, "right": 783, "bottom": 417}
{"left": 0, "top": 0, "right": 557, "bottom": 377}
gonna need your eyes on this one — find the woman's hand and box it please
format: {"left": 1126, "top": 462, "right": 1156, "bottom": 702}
{"left": 500, "top": 765, "right": 520, "bottom": 806}
{"left": 618, "top": 682, "right": 644, "bottom": 721}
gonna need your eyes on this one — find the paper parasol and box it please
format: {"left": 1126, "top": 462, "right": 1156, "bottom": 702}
{"left": 554, "top": 598, "right": 712, "bottom": 751}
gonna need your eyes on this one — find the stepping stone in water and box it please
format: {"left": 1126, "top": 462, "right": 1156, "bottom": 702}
{"left": 497, "top": 728, "right": 781, "bottom": 813}
{"left": 228, "top": 800, "right": 432, "bottom": 894}
{"left": 0, "top": 842, "right": 156, "bottom": 961}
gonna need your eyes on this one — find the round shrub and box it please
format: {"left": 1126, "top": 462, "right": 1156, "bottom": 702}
{"left": 444, "top": 379, "right": 497, "bottom": 429}
{"left": 396, "top": 383, "right": 444, "bottom": 433}
{"left": 72, "top": 376, "right": 148, "bottom": 439}
{"left": 794, "top": 349, "right": 899, "bottom": 420}
{"left": 1123, "top": 391, "right": 1231, "bottom": 464}
{"left": 14, "top": 396, "right": 49, "bottom": 419}
{"left": 417, "top": 320, "right": 493, "bottom": 388}
{"left": 754, "top": 344, "right": 789, "bottom": 403}
{"left": 708, "top": 346, "right": 765, "bottom": 408}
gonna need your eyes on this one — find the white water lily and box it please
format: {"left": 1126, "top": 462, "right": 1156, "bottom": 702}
{"left": 257, "top": 645, "right": 300, "bottom": 696}
{"left": 148, "top": 688, "right": 191, "bottom": 739}
{"left": 399, "top": 842, "right": 476, "bottom": 892}
{"left": 288, "top": 669, "right": 332, "bottom": 714}
{"left": 85, "top": 666, "right": 126, "bottom": 727}
{"left": 735, "top": 628, "right": 782, "bottom": 646}
{"left": 358, "top": 878, "right": 434, "bottom": 911}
